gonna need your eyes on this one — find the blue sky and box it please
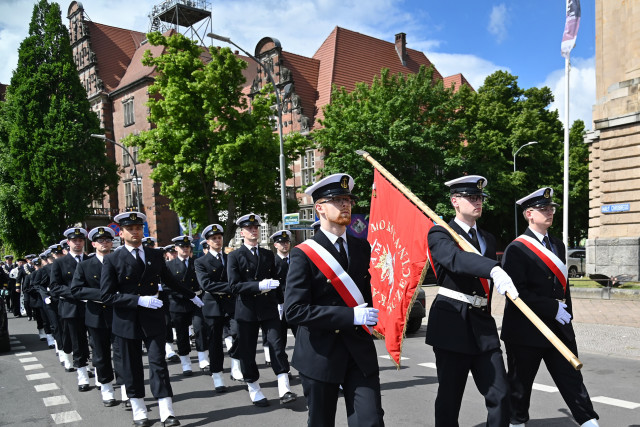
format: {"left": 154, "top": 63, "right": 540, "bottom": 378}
{"left": 0, "top": 0, "right": 595, "bottom": 128}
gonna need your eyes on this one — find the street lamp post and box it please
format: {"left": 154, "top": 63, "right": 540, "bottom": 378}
{"left": 207, "top": 32, "right": 290, "bottom": 227}
{"left": 513, "top": 141, "right": 538, "bottom": 238}
{"left": 90, "top": 134, "right": 141, "bottom": 212}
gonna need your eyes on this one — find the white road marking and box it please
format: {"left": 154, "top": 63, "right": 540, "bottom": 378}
{"left": 12, "top": 345, "right": 26, "bottom": 350}
{"left": 23, "top": 363, "right": 44, "bottom": 371}
{"left": 532, "top": 383, "right": 559, "bottom": 393}
{"left": 51, "top": 411, "right": 82, "bottom": 424}
{"left": 379, "top": 355, "right": 409, "bottom": 361}
{"left": 35, "top": 383, "right": 59, "bottom": 392}
{"left": 27, "top": 372, "right": 51, "bottom": 381}
{"left": 15, "top": 351, "right": 32, "bottom": 356}
{"left": 591, "top": 396, "right": 640, "bottom": 409}
{"left": 19, "top": 357, "right": 38, "bottom": 363}
{"left": 418, "top": 362, "right": 437, "bottom": 369}
{"left": 43, "top": 395, "right": 70, "bottom": 407}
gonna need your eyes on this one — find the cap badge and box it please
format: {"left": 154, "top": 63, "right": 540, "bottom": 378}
{"left": 249, "top": 215, "right": 255, "bottom": 222}
{"left": 282, "top": 232, "right": 288, "bottom": 238}
{"left": 477, "top": 179, "right": 485, "bottom": 190}
{"left": 74, "top": 228, "right": 80, "bottom": 234}
{"left": 340, "top": 176, "right": 349, "bottom": 189}
{"left": 129, "top": 213, "right": 137, "bottom": 221}
{"left": 543, "top": 188, "right": 551, "bottom": 199}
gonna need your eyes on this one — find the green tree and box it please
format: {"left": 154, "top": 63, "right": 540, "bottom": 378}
{"left": 123, "top": 32, "right": 305, "bottom": 243}
{"left": 0, "top": 0, "right": 117, "bottom": 248}
{"left": 314, "top": 66, "right": 468, "bottom": 212}
{"left": 567, "top": 119, "right": 589, "bottom": 246}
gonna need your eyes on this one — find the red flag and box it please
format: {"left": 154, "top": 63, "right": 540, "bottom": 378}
{"left": 368, "top": 169, "right": 432, "bottom": 366}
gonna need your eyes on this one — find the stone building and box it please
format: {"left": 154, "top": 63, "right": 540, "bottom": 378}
{"left": 584, "top": 0, "right": 640, "bottom": 279}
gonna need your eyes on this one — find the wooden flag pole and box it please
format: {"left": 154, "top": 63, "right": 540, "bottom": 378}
{"left": 357, "top": 150, "right": 582, "bottom": 370}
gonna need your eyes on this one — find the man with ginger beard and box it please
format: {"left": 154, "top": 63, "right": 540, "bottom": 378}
{"left": 285, "top": 173, "right": 384, "bottom": 427}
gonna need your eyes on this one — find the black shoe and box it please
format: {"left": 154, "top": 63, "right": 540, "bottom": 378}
{"left": 28, "top": 317, "right": 33, "bottom": 321}
{"left": 162, "top": 415, "right": 181, "bottom": 426}
{"left": 103, "top": 399, "right": 118, "bottom": 407}
{"left": 123, "top": 400, "right": 132, "bottom": 410}
{"left": 230, "top": 374, "right": 245, "bottom": 383}
{"left": 65, "top": 367, "right": 76, "bottom": 373}
{"left": 167, "top": 354, "right": 180, "bottom": 363}
{"left": 182, "top": 370, "right": 193, "bottom": 377}
{"left": 78, "top": 384, "right": 91, "bottom": 392}
{"left": 200, "top": 366, "right": 210, "bottom": 374}
{"left": 132, "top": 419, "right": 152, "bottom": 427}
{"left": 280, "top": 391, "right": 297, "bottom": 404}
{"left": 88, "top": 370, "right": 95, "bottom": 378}
{"left": 252, "top": 398, "right": 269, "bottom": 407}
{"left": 49, "top": 344, "right": 55, "bottom": 349}
{"left": 214, "top": 385, "right": 227, "bottom": 393}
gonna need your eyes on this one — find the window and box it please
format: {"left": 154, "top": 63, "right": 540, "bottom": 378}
{"left": 131, "top": 145, "right": 139, "bottom": 164}
{"left": 124, "top": 181, "right": 133, "bottom": 208}
{"left": 122, "top": 146, "right": 130, "bottom": 167}
{"left": 124, "top": 178, "right": 142, "bottom": 209}
{"left": 123, "top": 98, "right": 135, "bottom": 126}
{"left": 260, "top": 223, "right": 269, "bottom": 243}
{"left": 301, "top": 150, "right": 316, "bottom": 185}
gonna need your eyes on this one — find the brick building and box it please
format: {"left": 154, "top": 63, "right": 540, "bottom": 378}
{"left": 66, "top": 1, "right": 471, "bottom": 246}
{"left": 584, "top": 0, "right": 640, "bottom": 278}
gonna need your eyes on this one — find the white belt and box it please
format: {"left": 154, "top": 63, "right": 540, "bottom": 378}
{"left": 438, "top": 287, "right": 487, "bottom": 307}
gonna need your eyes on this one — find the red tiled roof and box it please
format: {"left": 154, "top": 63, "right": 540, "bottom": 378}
{"left": 312, "top": 27, "right": 443, "bottom": 126}
{"left": 87, "top": 22, "right": 146, "bottom": 92}
{"left": 443, "top": 73, "right": 475, "bottom": 92}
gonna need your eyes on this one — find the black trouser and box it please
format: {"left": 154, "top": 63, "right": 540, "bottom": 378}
{"left": 204, "top": 315, "right": 225, "bottom": 373}
{"left": 62, "top": 317, "right": 90, "bottom": 367}
{"left": 170, "top": 311, "right": 194, "bottom": 356}
{"left": 24, "top": 294, "right": 32, "bottom": 319}
{"left": 505, "top": 341, "right": 598, "bottom": 425}
{"left": 11, "top": 291, "right": 20, "bottom": 316}
{"left": 87, "top": 326, "right": 115, "bottom": 384}
{"left": 43, "top": 300, "right": 62, "bottom": 346}
{"left": 191, "top": 308, "right": 207, "bottom": 352}
{"left": 32, "top": 305, "right": 44, "bottom": 330}
{"left": 433, "top": 346, "right": 510, "bottom": 427}
{"left": 236, "top": 318, "right": 289, "bottom": 383}
{"left": 300, "top": 357, "right": 385, "bottom": 427}
{"left": 116, "top": 334, "right": 172, "bottom": 399}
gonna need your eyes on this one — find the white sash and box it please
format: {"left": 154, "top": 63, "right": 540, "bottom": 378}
{"left": 516, "top": 235, "right": 568, "bottom": 282}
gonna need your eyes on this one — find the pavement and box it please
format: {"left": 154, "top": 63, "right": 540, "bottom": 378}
{"left": 423, "top": 285, "right": 640, "bottom": 360}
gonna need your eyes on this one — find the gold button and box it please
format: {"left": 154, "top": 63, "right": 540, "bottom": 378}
{"left": 327, "top": 279, "right": 331, "bottom": 284}
{"left": 126, "top": 276, "right": 129, "bottom": 280}
{"left": 138, "top": 284, "right": 141, "bottom": 287}
{"left": 335, "top": 330, "right": 340, "bottom": 334}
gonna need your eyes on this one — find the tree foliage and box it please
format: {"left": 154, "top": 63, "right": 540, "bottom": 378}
{"left": 123, "top": 32, "right": 306, "bottom": 243}
{"left": 0, "top": 0, "right": 117, "bottom": 251}
{"left": 314, "top": 66, "right": 468, "bottom": 213}
{"left": 567, "top": 119, "right": 589, "bottom": 247}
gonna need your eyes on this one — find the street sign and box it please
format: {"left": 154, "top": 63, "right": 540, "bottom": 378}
{"left": 601, "top": 203, "right": 630, "bottom": 214}
{"left": 284, "top": 213, "right": 299, "bottom": 225}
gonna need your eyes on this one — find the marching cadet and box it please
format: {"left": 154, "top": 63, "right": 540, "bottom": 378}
{"left": 9, "top": 258, "right": 24, "bottom": 317}
{"left": 22, "top": 255, "right": 47, "bottom": 340}
{"left": 36, "top": 245, "right": 66, "bottom": 365}
{"left": 501, "top": 188, "right": 599, "bottom": 427}
{"left": 166, "top": 235, "right": 208, "bottom": 375}
{"left": 100, "top": 212, "right": 204, "bottom": 427}
{"left": 70, "top": 226, "right": 119, "bottom": 407}
{"left": 425, "top": 175, "right": 519, "bottom": 427}
{"left": 19, "top": 255, "right": 37, "bottom": 321}
{"left": 3, "top": 255, "right": 15, "bottom": 311}
{"left": 194, "top": 223, "right": 241, "bottom": 391}
{"left": 50, "top": 228, "right": 93, "bottom": 392}
{"left": 32, "top": 252, "right": 55, "bottom": 348}
{"left": 271, "top": 230, "right": 296, "bottom": 342}
{"left": 285, "top": 174, "right": 384, "bottom": 426}
{"left": 201, "top": 241, "right": 209, "bottom": 255}
{"left": 164, "top": 245, "right": 178, "bottom": 261}
{"left": 227, "top": 213, "right": 296, "bottom": 407}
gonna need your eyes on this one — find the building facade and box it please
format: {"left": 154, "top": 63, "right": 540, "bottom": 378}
{"left": 585, "top": 0, "right": 640, "bottom": 278}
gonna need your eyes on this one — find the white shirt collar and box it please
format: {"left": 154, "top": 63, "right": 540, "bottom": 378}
{"left": 277, "top": 252, "right": 289, "bottom": 260}
{"left": 244, "top": 243, "right": 259, "bottom": 252}
{"left": 454, "top": 217, "right": 476, "bottom": 235}
{"left": 321, "top": 228, "right": 347, "bottom": 245}
{"left": 96, "top": 254, "right": 104, "bottom": 263}
{"left": 528, "top": 227, "right": 549, "bottom": 244}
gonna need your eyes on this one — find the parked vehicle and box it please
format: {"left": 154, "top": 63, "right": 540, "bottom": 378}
{"left": 406, "top": 287, "right": 426, "bottom": 333}
{"left": 567, "top": 248, "right": 586, "bottom": 278}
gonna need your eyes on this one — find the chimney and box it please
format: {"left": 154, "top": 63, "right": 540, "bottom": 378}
{"left": 395, "top": 32, "right": 407, "bottom": 66}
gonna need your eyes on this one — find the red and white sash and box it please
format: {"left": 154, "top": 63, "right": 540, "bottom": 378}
{"left": 297, "top": 239, "right": 372, "bottom": 334}
{"left": 514, "top": 235, "right": 568, "bottom": 292}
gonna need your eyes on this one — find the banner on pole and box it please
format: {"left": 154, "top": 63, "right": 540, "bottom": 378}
{"left": 368, "top": 169, "right": 432, "bottom": 366}
{"left": 561, "top": 0, "right": 581, "bottom": 58}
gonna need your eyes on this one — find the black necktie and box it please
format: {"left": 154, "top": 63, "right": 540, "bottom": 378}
{"left": 286, "top": 257, "right": 289, "bottom": 265}
{"left": 543, "top": 236, "right": 555, "bottom": 254}
{"left": 216, "top": 253, "right": 223, "bottom": 266}
{"left": 251, "top": 247, "right": 258, "bottom": 260}
{"left": 469, "top": 228, "right": 481, "bottom": 253}
{"left": 134, "top": 248, "right": 145, "bottom": 272}
{"left": 75, "top": 255, "right": 82, "bottom": 263}
{"left": 336, "top": 237, "right": 348, "bottom": 269}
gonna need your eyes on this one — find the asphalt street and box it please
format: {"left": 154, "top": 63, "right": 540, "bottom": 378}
{"left": 2, "top": 291, "right": 640, "bottom": 426}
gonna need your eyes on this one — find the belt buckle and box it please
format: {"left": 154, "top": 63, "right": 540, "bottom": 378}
{"left": 471, "top": 295, "right": 483, "bottom": 307}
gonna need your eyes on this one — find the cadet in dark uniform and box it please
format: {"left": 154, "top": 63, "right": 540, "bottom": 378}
{"left": 70, "top": 226, "right": 119, "bottom": 407}
{"left": 29, "top": 252, "right": 55, "bottom": 347}
{"left": 50, "top": 228, "right": 92, "bottom": 390}
{"left": 195, "top": 223, "right": 240, "bottom": 391}
{"left": 271, "top": 230, "right": 296, "bottom": 343}
{"left": 285, "top": 174, "right": 384, "bottom": 427}
{"left": 501, "top": 188, "right": 599, "bottom": 427}
{"left": 9, "top": 258, "right": 24, "bottom": 317}
{"left": 100, "top": 212, "right": 204, "bottom": 427}
{"left": 425, "top": 175, "right": 519, "bottom": 427}
{"left": 36, "top": 245, "right": 66, "bottom": 363}
{"left": 228, "top": 213, "right": 296, "bottom": 407}
{"left": 166, "top": 235, "right": 207, "bottom": 375}
{"left": 20, "top": 255, "right": 37, "bottom": 321}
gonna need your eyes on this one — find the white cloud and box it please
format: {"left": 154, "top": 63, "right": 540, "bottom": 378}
{"left": 487, "top": 3, "right": 508, "bottom": 44}
{"left": 425, "top": 52, "right": 510, "bottom": 90}
{"left": 541, "top": 56, "right": 596, "bottom": 130}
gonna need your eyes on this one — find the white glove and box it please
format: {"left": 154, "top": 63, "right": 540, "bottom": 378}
{"left": 353, "top": 303, "right": 379, "bottom": 326}
{"left": 259, "top": 279, "right": 280, "bottom": 291}
{"left": 555, "top": 302, "right": 572, "bottom": 325}
{"left": 278, "top": 304, "right": 283, "bottom": 320}
{"left": 157, "top": 283, "right": 163, "bottom": 291}
{"left": 194, "top": 289, "right": 203, "bottom": 296}
{"left": 137, "top": 295, "right": 163, "bottom": 309}
{"left": 190, "top": 295, "right": 204, "bottom": 308}
{"left": 490, "top": 266, "right": 519, "bottom": 299}
{"left": 45, "top": 297, "right": 51, "bottom": 305}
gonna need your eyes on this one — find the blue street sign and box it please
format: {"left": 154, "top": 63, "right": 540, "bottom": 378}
{"left": 601, "top": 203, "right": 630, "bottom": 213}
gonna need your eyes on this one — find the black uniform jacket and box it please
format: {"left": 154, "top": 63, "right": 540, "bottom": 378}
{"left": 284, "top": 231, "right": 379, "bottom": 383}
{"left": 501, "top": 228, "right": 575, "bottom": 347}
{"left": 34, "top": 264, "right": 53, "bottom": 302}
{"left": 165, "top": 257, "right": 202, "bottom": 313}
{"left": 50, "top": 254, "right": 88, "bottom": 319}
{"left": 194, "top": 251, "right": 234, "bottom": 318}
{"left": 70, "top": 255, "right": 112, "bottom": 329}
{"left": 23, "top": 267, "right": 41, "bottom": 308}
{"left": 425, "top": 220, "right": 500, "bottom": 354}
{"left": 100, "top": 246, "right": 196, "bottom": 340}
{"left": 273, "top": 255, "right": 288, "bottom": 305}
{"left": 227, "top": 245, "right": 279, "bottom": 322}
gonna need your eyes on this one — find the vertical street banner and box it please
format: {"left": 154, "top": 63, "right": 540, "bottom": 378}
{"left": 368, "top": 169, "right": 432, "bottom": 366}
{"left": 561, "top": 0, "right": 581, "bottom": 58}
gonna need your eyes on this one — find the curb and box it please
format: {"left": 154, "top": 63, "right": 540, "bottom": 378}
{"left": 571, "top": 286, "right": 640, "bottom": 301}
